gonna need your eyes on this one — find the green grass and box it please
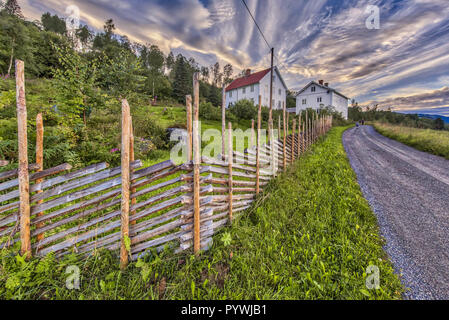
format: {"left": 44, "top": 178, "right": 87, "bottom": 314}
{"left": 373, "top": 122, "right": 449, "bottom": 159}
{"left": 0, "top": 126, "right": 403, "bottom": 300}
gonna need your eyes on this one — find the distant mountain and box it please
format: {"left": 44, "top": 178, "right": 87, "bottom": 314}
{"left": 415, "top": 114, "right": 449, "bottom": 124}
{"left": 395, "top": 110, "right": 449, "bottom": 124}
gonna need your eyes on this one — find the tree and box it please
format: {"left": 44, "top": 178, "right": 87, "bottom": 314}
{"left": 76, "top": 25, "right": 93, "bottom": 50}
{"left": 172, "top": 54, "right": 191, "bottom": 103}
{"left": 434, "top": 118, "right": 445, "bottom": 130}
{"left": 0, "top": 13, "right": 35, "bottom": 76}
{"left": 211, "top": 62, "right": 222, "bottom": 87}
{"left": 104, "top": 19, "right": 115, "bottom": 38}
{"left": 200, "top": 66, "right": 209, "bottom": 83}
{"left": 3, "top": 0, "right": 23, "bottom": 18}
{"left": 98, "top": 48, "right": 145, "bottom": 100}
{"left": 52, "top": 44, "right": 100, "bottom": 125}
{"left": 41, "top": 12, "right": 67, "bottom": 35}
{"left": 165, "top": 51, "right": 175, "bottom": 73}
{"left": 147, "top": 45, "right": 164, "bottom": 74}
{"left": 223, "top": 63, "right": 233, "bottom": 85}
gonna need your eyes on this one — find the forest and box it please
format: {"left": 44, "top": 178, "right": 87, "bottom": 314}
{"left": 0, "top": 0, "right": 296, "bottom": 170}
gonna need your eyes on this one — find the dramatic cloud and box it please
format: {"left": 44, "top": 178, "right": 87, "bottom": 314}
{"left": 18, "top": 0, "right": 449, "bottom": 114}
{"left": 364, "top": 87, "right": 449, "bottom": 111}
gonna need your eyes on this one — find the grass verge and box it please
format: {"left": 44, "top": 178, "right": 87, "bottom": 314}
{"left": 373, "top": 122, "right": 449, "bottom": 159}
{"left": 0, "top": 126, "right": 402, "bottom": 300}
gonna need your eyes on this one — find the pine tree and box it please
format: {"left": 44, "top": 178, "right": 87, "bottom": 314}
{"left": 4, "top": 0, "right": 23, "bottom": 18}
{"left": 172, "top": 55, "right": 190, "bottom": 103}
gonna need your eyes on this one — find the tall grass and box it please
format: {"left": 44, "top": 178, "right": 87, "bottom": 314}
{"left": 373, "top": 122, "right": 449, "bottom": 159}
{"left": 0, "top": 126, "right": 403, "bottom": 300}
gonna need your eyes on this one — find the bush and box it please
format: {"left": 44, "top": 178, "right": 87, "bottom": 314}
{"left": 228, "top": 99, "right": 257, "bottom": 120}
{"left": 199, "top": 101, "right": 221, "bottom": 121}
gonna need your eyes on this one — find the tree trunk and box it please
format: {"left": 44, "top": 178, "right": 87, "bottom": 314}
{"left": 7, "top": 38, "right": 15, "bottom": 77}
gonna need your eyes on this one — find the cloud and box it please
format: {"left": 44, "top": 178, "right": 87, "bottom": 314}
{"left": 18, "top": 0, "right": 449, "bottom": 114}
{"left": 364, "top": 87, "right": 449, "bottom": 111}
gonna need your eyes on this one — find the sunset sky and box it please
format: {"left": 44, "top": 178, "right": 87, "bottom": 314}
{"left": 18, "top": 0, "right": 449, "bottom": 116}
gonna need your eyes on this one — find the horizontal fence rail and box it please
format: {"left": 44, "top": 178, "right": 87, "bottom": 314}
{"left": 0, "top": 64, "right": 332, "bottom": 268}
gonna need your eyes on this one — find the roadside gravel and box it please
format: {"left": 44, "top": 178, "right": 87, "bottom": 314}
{"left": 343, "top": 125, "right": 449, "bottom": 299}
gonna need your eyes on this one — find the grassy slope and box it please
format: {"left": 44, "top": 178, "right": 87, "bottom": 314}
{"left": 373, "top": 122, "right": 449, "bottom": 159}
{"left": 0, "top": 126, "right": 402, "bottom": 300}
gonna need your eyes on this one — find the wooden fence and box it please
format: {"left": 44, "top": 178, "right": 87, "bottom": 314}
{"left": 0, "top": 60, "right": 332, "bottom": 268}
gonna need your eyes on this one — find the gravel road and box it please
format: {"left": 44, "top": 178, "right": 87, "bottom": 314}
{"left": 342, "top": 125, "right": 449, "bottom": 300}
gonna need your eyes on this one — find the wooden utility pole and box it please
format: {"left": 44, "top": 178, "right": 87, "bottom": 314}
{"left": 283, "top": 102, "right": 287, "bottom": 170}
{"left": 130, "top": 118, "right": 136, "bottom": 226}
{"left": 222, "top": 85, "right": 226, "bottom": 156}
{"left": 269, "top": 47, "right": 274, "bottom": 129}
{"left": 36, "top": 113, "right": 45, "bottom": 241}
{"left": 120, "top": 99, "right": 131, "bottom": 269}
{"left": 228, "top": 122, "right": 233, "bottom": 223}
{"left": 256, "top": 96, "right": 261, "bottom": 195}
{"left": 186, "top": 95, "right": 193, "bottom": 162}
{"left": 250, "top": 119, "right": 255, "bottom": 149}
{"left": 193, "top": 73, "right": 201, "bottom": 255}
{"left": 16, "top": 60, "right": 31, "bottom": 258}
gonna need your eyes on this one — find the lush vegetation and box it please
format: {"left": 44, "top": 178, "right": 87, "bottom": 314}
{"left": 373, "top": 123, "right": 449, "bottom": 160}
{"left": 0, "top": 126, "right": 403, "bottom": 300}
{"left": 349, "top": 104, "right": 448, "bottom": 131}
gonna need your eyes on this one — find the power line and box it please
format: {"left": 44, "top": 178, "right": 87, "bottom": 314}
{"left": 240, "top": 0, "right": 291, "bottom": 89}
{"left": 240, "top": 0, "right": 271, "bottom": 50}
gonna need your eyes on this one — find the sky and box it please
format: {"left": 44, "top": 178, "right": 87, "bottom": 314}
{"left": 18, "top": 0, "right": 449, "bottom": 115}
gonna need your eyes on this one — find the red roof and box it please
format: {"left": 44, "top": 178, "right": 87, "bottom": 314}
{"left": 225, "top": 68, "right": 271, "bottom": 92}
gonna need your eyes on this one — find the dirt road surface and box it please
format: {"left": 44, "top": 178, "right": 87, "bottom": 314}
{"left": 343, "top": 125, "right": 449, "bottom": 299}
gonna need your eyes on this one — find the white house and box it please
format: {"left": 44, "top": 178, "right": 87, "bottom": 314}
{"left": 295, "top": 80, "right": 349, "bottom": 119}
{"left": 225, "top": 67, "right": 287, "bottom": 109}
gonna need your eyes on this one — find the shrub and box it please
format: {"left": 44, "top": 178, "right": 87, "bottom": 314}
{"left": 199, "top": 101, "right": 221, "bottom": 121}
{"left": 228, "top": 99, "right": 257, "bottom": 120}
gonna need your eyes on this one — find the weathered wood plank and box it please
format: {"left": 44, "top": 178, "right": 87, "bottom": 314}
{"left": 0, "top": 163, "right": 40, "bottom": 182}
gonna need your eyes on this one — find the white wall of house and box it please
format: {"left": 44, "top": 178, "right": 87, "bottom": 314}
{"left": 295, "top": 83, "right": 348, "bottom": 119}
{"left": 225, "top": 68, "right": 287, "bottom": 109}
{"left": 226, "top": 83, "right": 260, "bottom": 108}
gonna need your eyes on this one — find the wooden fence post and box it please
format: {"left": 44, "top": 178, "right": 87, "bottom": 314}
{"left": 278, "top": 115, "right": 281, "bottom": 143}
{"left": 186, "top": 95, "right": 193, "bottom": 162}
{"left": 222, "top": 86, "right": 226, "bottom": 156}
{"left": 193, "top": 72, "right": 201, "bottom": 255}
{"left": 120, "top": 99, "right": 131, "bottom": 269}
{"left": 297, "top": 114, "right": 301, "bottom": 158}
{"left": 36, "top": 113, "right": 45, "bottom": 242}
{"left": 250, "top": 119, "right": 255, "bottom": 149}
{"left": 305, "top": 110, "right": 308, "bottom": 150}
{"left": 16, "top": 60, "right": 31, "bottom": 258}
{"left": 130, "top": 117, "right": 136, "bottom": 226}
{"left": 291, "top": 118, "right": 296, "bottom": 163}
{"left": 256, "top": 96, "right": 261, "bottom": 195}
{"left": 228, "top": 122, "right": 233, "bottom": 223}
{"left": 283, "top": 102, "right": 287, "bottom": 170}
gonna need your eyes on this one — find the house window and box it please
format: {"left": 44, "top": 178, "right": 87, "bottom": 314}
{"left": 251, "top": 85, "right": 254, "bottom": 92}
{"left": 229, "top": 91, "right": 232, "bottom": 98}
{"left": 311, "top": 86, "right": 316, "bottom": 92}
{"left": 242, "top": 87, "right": 246, "bottom": 94}
{"left": 317, "top": 97, "right": 322, "bottom": 103}
{"left": 302, "top": 99, "right": 307, "bottom": 105}
{"left": 278, "top": 89, "right": 281, "bottom": 95}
